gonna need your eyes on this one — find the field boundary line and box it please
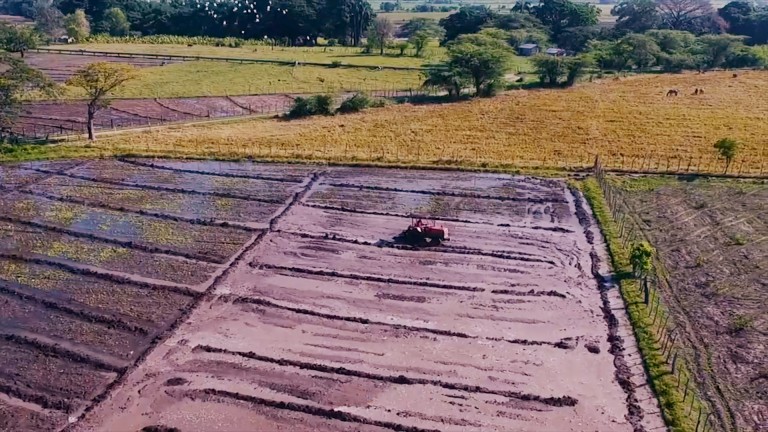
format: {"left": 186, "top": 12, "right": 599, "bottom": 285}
{"left": 26, "top": 166, "right": 286, "bottom": 205}
{"left": 33, "top": 47, "right": 429, "bottom": 71}
{"left": 193, "top": 344, "right": 579, "bottom": 406}
{"left": 118, "top": 158, "right": 304, "bottom": 183}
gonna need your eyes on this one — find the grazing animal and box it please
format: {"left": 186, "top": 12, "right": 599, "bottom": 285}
{"left": 733, "top": 73, "right": 738, "bottom": 78}
{"left": 317, "top": 77, "right": 325, "bottom": 83}
{"left": 698, "top": 88, "right": 704, "bottom": 94}
{"left": 666, "top": 89, "right": 679, "bottom": 97}
{"left": 694, "top": 88, "right": 699, "bottom": 95}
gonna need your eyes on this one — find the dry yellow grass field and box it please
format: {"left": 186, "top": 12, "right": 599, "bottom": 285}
{"left": 8, "top": 71, "right": 768, "bottom": 175}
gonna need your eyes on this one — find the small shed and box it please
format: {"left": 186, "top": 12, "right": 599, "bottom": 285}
{"left": 545, "top": 47, "right": 566, "bottom": 57}
{"left": 518, "top": 43, "right": 539, "bottom": 56}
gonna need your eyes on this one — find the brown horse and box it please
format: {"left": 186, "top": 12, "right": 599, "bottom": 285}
{"left": 666, "top": 89, "right": 679, "bottom": 97}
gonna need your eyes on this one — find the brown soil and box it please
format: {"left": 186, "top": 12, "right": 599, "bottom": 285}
{"left": 0, "top": 159, "right": 664, "bottom": 432}
{"left": 621, "top": 179, "right": 768, "bottom": 432}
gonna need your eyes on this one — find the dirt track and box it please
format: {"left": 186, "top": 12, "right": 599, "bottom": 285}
{"left": 0, "top": 160, "right": 663, "bottom": 431}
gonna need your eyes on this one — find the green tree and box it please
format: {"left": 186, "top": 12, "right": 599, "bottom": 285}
{"left": 1, "top": 54, "right": 54, "bottom": 140}
{"left": 564, "top": 54, "right": 592, "bottom": 86}
{"left": 399, "top": 17, "right": 444, "bottom": 38}
{"left": 657, "top": 0, "right": 725, "bottom": 33}
{"left": 439, "top": 5, "right": 497, "bottom": 43}
{"left": 611, "top": 0, "right": 662, "bottom": 33}
{"left": 101, "top": 7, "right": 130, "bottom": 37}
{"left": 422, "top": 67, "right": 466, "bottom": 97}
{"left": 0, "top": 24, "right": 41, "bottom": 58}
{"left": 533, "top": 0, "right": 599, "bottom": 38}
{"left": 531, "top": 54, "right": 566, "bottom": 85}
{"left": 66, "top": 62, "right": 137, "bottom": 141}
{"left": 507, "top": 28, "right": 550, "bottom": 48}
{"left": 34, "top": 3, "right": 66, "bottom": 39}
{"left": 646, "top": 29, "right": 696, "bottom": 54}
{"left": 446, "top": 36, "right": 512, "bottom": 96}
{"left": 491, "top": 11, "right": 546, "bottom": 31}
{"left": 713, "top": 138, "right": 739, "bottom": 174}
{"left": 696, "top": 34, "right": 745, "bottom": 69}
{"left": 64, "top": 9, "right": 90, "bottom": 42}
{"left": 409, "top": 30, "right": 432, "bottom": 57}
{"left": 630, "top": 242, "right": 654, "bottom": 279}
{"left": 620, "top": 33, "right": 661, "bottom": 69}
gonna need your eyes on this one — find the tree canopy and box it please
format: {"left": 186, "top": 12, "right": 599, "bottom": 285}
{"left": 66, "top": 62, "right": 137, "bottom": 140}
{"left": 439, "top": 6, "right": 497, "bottom": 43}
{"left": 533, "top": 0, "right": 599, "bottom": 38}
{"left": 1, "top": 54, "right": 53, "bottom": 139}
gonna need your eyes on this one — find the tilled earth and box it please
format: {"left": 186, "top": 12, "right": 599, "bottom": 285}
{"left": 0, "top": 160, "right": 657, "bottom": 431}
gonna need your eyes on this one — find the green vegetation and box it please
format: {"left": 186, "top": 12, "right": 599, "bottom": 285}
{"left": 287, "top": 94, "right": 334, "bottom": 118}
{"left": 0, "top": 22, "right": 40, "bottom": 57}
{"left": 63, "top": 9, "right": 90, "bottom": 42}
{"left": 42, "top": 61, "right": 423, "bottom": 100}
{"left": 1, "top": 53, "right": 53, "bottom": 140}
{"left": 713, "top": 138, "right": 739, "bottom": 174}
{"left": 336, "top": 93, "right": 372, "bottom": 113}
{"left": 56, "top": 42, "right": 444, "bottom": 67}
{"left": 580, "top": 178, "right": 704, "bottom": 432}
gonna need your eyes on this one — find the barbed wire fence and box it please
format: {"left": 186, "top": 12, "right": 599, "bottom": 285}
{"left": 594, "top": 157, "right": 724, "bottom": 432}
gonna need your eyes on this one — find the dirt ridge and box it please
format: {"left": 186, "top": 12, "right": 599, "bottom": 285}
{"left": 568, "top": 185, "right": 646, "bottom": 432}
{"left": 0, "top": 252, "right": 201, "bottom": 298}
{"left": 119, "top": 158, "right": 305, "bottom": 184}
{"left": 281, "top": 230, "right": 559, "bottom": 266}
{"left": 27, "top": 167, "right": 285, "bottom": 205}
{"left": 0, "top": 216, "right": 227, "bottom": 264}
{"left": 0, "top": 281, "right": 151, "bottom": 336}
{"left": 325, "top": 182, "right": 568, "bottom": 204}
{"left": 0, "top": 381, "right": 78, "bottom": 413}
{"left": 14, "top": 187, "right": 259, "bottom": 232}
{"left": 186, "top": 388, "right": 442, "bottom": 432}
{"left": 2, "top": 333, "right": 126, "bottom": 373}
{"left": 253, "top": 263, "right": 485, "bottom": 293}
{"left": 195, "top": 345, "right": 579, "bottom": 407}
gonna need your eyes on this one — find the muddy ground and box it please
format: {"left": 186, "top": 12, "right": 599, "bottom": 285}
{"left": 619, "top": 178, "right": 767, "bottom": 432}
{"left": 0, "top": 159, "right": 660, "bottom": 432}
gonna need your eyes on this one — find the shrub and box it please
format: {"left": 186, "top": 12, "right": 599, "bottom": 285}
{"left": 326, "top": 38, "right": 338, "bottom": 47}
{"left": 330, "top": 60, "right": 343, "bottom": 68}
{"left": 287, "top": 95, "right": 335, "bottom": 119}
{"left": 337, "top": 93, "right": 372, "bottom": 114}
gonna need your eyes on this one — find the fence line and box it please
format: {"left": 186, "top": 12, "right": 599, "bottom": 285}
{"left": 32, "top": 47, "right": 429, "bottom": 71}
{"left": 594, "top": 157, "right": 725, "bottom": 432}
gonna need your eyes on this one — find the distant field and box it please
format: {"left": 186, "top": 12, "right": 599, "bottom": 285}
{"left": 52, "top": 43, "right": 446, "bottom": 68}
{"left": 9, "top": 71, "right": 767, "bottom": 176}
{"left": 0, "top": 14, "right": 32, "bottom": 25}
{"left": 35, "top": 60, "right": 424, "bottom": 99}
{"left": 379, "top": 11, "right": 453, "bottom": 24}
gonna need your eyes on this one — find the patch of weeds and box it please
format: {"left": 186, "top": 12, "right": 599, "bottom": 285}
{"left": 692, "top": 201, "right": 707, "bottom": 210}
{"left": 142, "top": 220, "right": 192, "bottom": 247}
{"left": 45, "top": 203, "right": 86, "bottom": 226}
{"left": 728, "top": 314, "right": 754, "bottom": 334}
{"left": 36, "top": 240, "right": 129, "bottom": 265}
{"left": 731, "top": 233, "right": 748, "bottom": 246}
{"left": 694, "top": 255, "right": 706, "bottom": 267}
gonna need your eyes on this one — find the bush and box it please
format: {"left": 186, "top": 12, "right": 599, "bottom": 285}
{"left": 330, "top": 60, "right": 343, "bottom": 68}
{"left": 287, "top": 95, "right": 335, "bottom": 119}
{"left": 337, "top": 93, "right": 372, "bottom": 114}
{"left": 326, "top": 38, "right": 338, "bottom": 47}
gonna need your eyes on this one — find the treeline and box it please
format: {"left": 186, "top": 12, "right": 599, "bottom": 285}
{"left": 1, "top": 0, "right": 376, "bottom": 45}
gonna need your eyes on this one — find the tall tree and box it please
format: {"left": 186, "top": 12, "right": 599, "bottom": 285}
{"left": 66, "top": 62, "right": 137, "bottom": 141}
{"left": 696, "top": 34, "right": 745, "bottom": 68}
{"left": 367, "top": 17, "right": 393, "bottom": 55}
{"left": 64, "top": 8, "right": 90, "bottom": 41}
{"left": 611, "top": 0, "right": 661, "bottom": 33}
{"left": 657, "top": 0, "right": 725, "bottom": 34}
{"left": 439, "top": 6, "right": 496, "bottom": 43}
{"left": 0, "top": 24, "right": 41, "bottom": 58}
{"left": 1, "top": 54, "right": 53, "bottom": 139}
{"left": 101, "top": 7, "right": 130, "bottom": 36}
{"left": 34, "top": 1, "right": 66, "bottom": 38}
{"left": 399, "top": 17, "right": 444, "bottom": 38}
{"left": 445, "top": 33, "right": 512, "bottom": 96}
{"left": 533, "top": 0, "right": 599, "bottom": 39}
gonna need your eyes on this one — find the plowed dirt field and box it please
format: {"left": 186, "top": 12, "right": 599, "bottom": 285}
{"left": 0, "top": 160, "right": 663, "bottom": 432}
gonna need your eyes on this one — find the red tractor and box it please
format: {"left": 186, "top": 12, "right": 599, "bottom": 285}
{"left": 397, "top": 216, "right": 449, "bottom": 246}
